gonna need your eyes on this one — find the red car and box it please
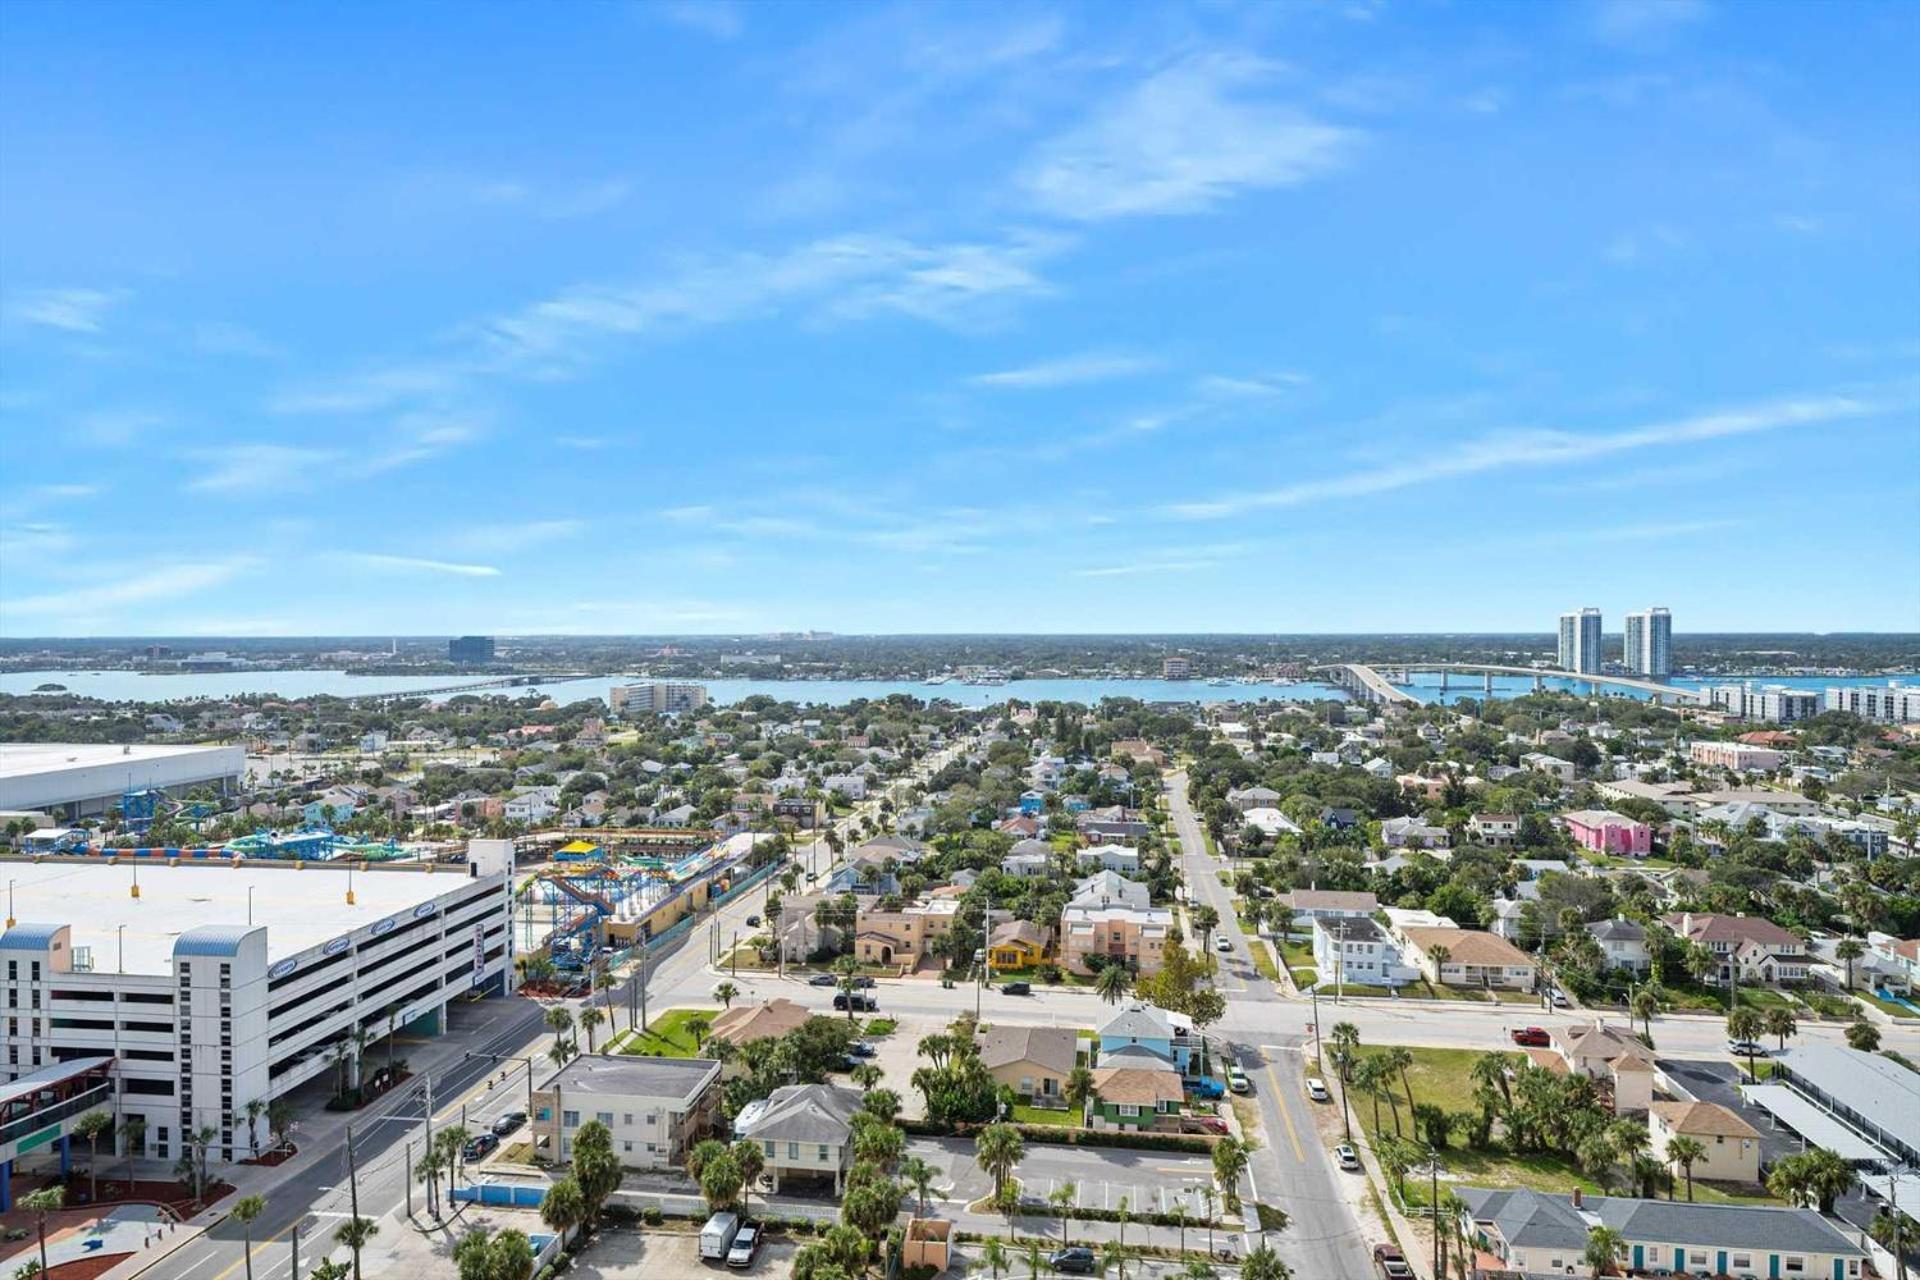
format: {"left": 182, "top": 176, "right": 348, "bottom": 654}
{"left": 1509, "top": 1026, "right": 1550, "bottom": 1047}
{"left": 1181, "top": 1116, "right": 1230, "bottom": 1135}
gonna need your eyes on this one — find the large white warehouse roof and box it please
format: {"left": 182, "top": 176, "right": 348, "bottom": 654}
{"left": 0, "top": 742, "right": 245, "bottom": 811}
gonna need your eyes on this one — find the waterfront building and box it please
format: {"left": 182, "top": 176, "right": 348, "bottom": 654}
{"left": 1709, "top": 684, "right": 1821, "bottom": 723}
{"left": 1, "top": 841, "right": 514, "bottom": 1180}
{"left": 0, "top": 743, "right": 246, "bottom": 820}
{"left": 1689, "top": 742, "right": 1785, "bottom": 773}
{"left": 1558, "top": 608, "right": 1603, "bottom": 674}
{"left": 448, "top": 635, "right": 495, "bottom": 663}
{"left": 1824, "top": 682, "right": 1920, "bottom": 724}
{"left": 1622, "top": 607, "right": 1672, "bottom": 677}
{"left": 609, "top": 682, "right": 710, "bottom": 716}
{"left": 1160, "top": 656, "right": 1192, "bottom": 680}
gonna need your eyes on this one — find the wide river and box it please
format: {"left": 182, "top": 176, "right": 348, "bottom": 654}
{"left": 0, "top": 668, "right": 1909, "bottom": 709}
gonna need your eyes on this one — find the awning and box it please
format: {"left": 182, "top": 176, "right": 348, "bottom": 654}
{"left": 1740, "top": 1084, "right": 1887, "bottom": 1161}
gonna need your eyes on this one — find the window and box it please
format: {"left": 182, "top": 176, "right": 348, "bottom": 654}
{"left": 817, "top": 1144, "right": 830, "bottom": 1162}
{"left": 765, "top": 1140, "right": 776, "bottom": 1158}
{"left": 1731, "top": 1256, "right": 1752, "bottom": 1271}
{"left": 563, "top": 1110, "right": 580, "bottom": 1128}
{"left": 596, "top": 1111, "right": 613, "bottom": 1127}
{"left": 623, "top": 1114, "right": 633, "bottom": 1126}
{"left": 1783, "top": 1259, "right": 1805, "bottom": 1275}
{"left": 788, "top": 1142, "right": 799, "bottom": 1159}
{"left": 1689, "top": 1253, "right": 1707, "bottom": 1267}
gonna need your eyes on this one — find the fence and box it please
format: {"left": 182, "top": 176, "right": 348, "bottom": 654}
{"left": 451, "top": 1181, "right": 549, "bottom": 1208}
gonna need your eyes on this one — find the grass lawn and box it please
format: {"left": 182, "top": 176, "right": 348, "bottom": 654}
{"left": 1732, "top": 987, "right": 1797, "bottom": 1012}
{"left": 1323, "top": 983, "right": 1395, "bottom": 998}
{"left": 865, "top": 1017, "right": 899, "bottom": 1036}
{"left": 1291, "top": 967, "right": 1320, "bottom": 989}
{"left": 1656, "top": 982, "right": 1731, "bottom": 1013}
{"left": 1416, "top": 979, "right": 1487, "bottom": 1003}
{"left": 1279, "top": 939, "right": 1315, "bottom": 968}
{"left": 1690, "top": 1181, "right": 1784, "bottom": 1207}
{"left": 1862, "top": 990, "right": 1919, "bottom": 1019}
{"left": 1248, "top": 940, "right": 1281, "bottom": 983}
{"left": 617, "top": 1007, "right": 718, "bottom": 1058}
{"left": 1793, "top": 990, "right": 1856, "bottom": 1019}
{"left": 1011, "top": 1104, "right": 1081, "bottom": 1127}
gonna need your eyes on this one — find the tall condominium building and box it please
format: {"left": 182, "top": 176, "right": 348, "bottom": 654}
{"left": 1557, "top": 608, "right": 1603, "bottom": 674}
{"left": 1825, "top": 683, "right": 1920, "bottom": 724}
{"left": 1622, "top": 607, "right": 1673, "bottom": 678}
{"left": 1161, "top": 656, "right": 1192, "bottom": 680}
{"left": 609, "top": 682, "right": 709, "bottom": 716}
{"left": 448, "top": 635, "right": 495, "bottom": 664}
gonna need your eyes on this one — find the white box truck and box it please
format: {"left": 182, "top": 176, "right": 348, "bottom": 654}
{"left": 700, "top": 1212, "right": 742, "bottom": 1261}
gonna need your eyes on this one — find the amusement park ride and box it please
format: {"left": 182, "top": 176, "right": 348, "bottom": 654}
{"left": 27, "top": 786, "right": 412, "bottom": 861}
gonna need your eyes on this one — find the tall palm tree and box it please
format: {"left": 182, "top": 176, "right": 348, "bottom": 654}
{"left": 1629, "top": 985, "right": 1661, "bottom": 1039}
{"left": 1064, "top": 1066, "right": 1096, "bottom": 1118}
{"left": 714, "top": 981, "right": 740, "bottom": 1008}
{"left": 22, "top": 1186, "right": 64, "bottom": 1280}
{"left": 578, "top": 1006, "right": 605, "bottom": 1054}
{"left": 1764, "top": 1006, "right": 1798, "bottom": 1051}
{"left": 334, "top": 1215, "right": 379, "bottom": 1280}
{"left": 1584, "top": 1225, "right": 1626, "bottom": 1278}
{"left": 1094, "top": 964, "right": 1132, "bottom": 1006}
{"left": 1469, "top": 1052, "right": 1511, "bottom": 1109}
{"left": 1385, "top": 1045, "right": 1417, "bottom": 1121}
{"left": 1328, "top": 1021, "right": 1361, "bottom": 1142}
{"left": 976, "top": 1124, "right": 1025, "bottom": 1200}
{"left": 1048, "top": 1182, "right": 1078, "bottom": 1246}
{"left": 539, "top": 1175, "right": 588, "bottom": 1246}
{"left": 980, "top": 1237, "right": 1009, "bottom": 1280}
{"left": 243, "top": 1099, "right": 267, "bottom": 1157}
{"left": 1099, "top": 1240, "right": 1133, "bottom": 1280}
{"left": 1665, "top": 1136, "right": 1706, "bottom": 1201}
{"left": 120, "top": 1115, "right": 147, "bottom": 1191}
{"left": 73, "top": 1110, "right": 114, "bottom": 1202}
{"left": 1835, "top": 937, "right": 1865, "bottom": 990}
{"left": 232, "top": 1195, "right": 266, "bottom": 1280}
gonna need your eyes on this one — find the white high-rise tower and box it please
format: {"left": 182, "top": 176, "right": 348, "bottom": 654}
{"left": 1624, "top": 607, "right": 1673, "bottom": 678}
{"left": 1558, "top": 608, "right": 1603, "bottom": 674}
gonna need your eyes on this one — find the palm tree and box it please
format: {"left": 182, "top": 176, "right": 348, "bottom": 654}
{"left": 243, "top": 1098, "right": 267, "bottom": 1157}
{"left": 1099, "top": 1240, "right": 1132, "bottom": 1280}
{"left": 1847, "top": 1020, "right": 1882, "bottom": 1051}
{"left": 1666, "top": 1136, "right": 1706, "bottom": 1201}
{"left": 540, "top": 1174, "right": 588, "bottom": 1246}
{"left": 1198, "top": 1186, "right": 1218, "bottom": 1257}
{"left": 1426, "top": 944, "right": 1452, "bottom": 993}
{"left": 834, "top": 955, "right": 862, "bottom": 1022}
{"left": 850, "top": 1062, "right": 884, "bottom": 1090}
{"left": 1094, "top": 964, "right": 1132, "bottom": 1005}
{"left": 578, "top": 1006, "right": 605, "bottom": 1054}
{"left": 22, "top": 1187, "right": 64, "bottom": 1280}
{"left": 1583, "top": 1224, "right": 1625, "bottom": 1278}
{"left": 1726, "top": 1006, "right": 1765, "bottom": 1079}
{"left": 543, "top": 1006, "right": 575, "bottom": 1046}
{"left": 120, "top": 1115, "right": 147, "bottom": 1191}
{"left": 1181, "top": 1260, "right": 1217, "bottom": 1280}
{"left": 1629, "top": 985, "right": 1661, "bottom": 1039}
{"left": 1024, "top": 1241, "right": 1045, "bottom": 1280}
{"left": 980, "top": 1237, "right": 1009, "bottom": 1280}
{"left": 1385, "top": 1045, "right": 1418, "bottom": 1121}
{"left": 1835, "top": 937, "right": 1865, "bottom": 990}
{"left": 73, "top": 1110, "right": 114, "bottom": 1202}
{"left": 1048, "top": 1182, "right": 1078, "bottom": 1246}
{"left": 1064, "top": 1066, "right": 1096, "bottom": 1117}
{"left": 730, "top": 1138, "right": 766, "bottom": 1218}
{"left": 1764, "top": 1006, "right": 1797, "bottom": 1051}
{"left": 976, "top": 1124, "right": 1025, "bottom": 1199}
{"left": 1328, "top": 1021, "right": 1361, "bottom": 1142}
{"left": 232, "top": 1195, "right": 266, "bottom": 1280}
{"left": 334, "top": 1215, "right": 379, "bottom": 1280}
{"left": 714, "top": 981, "right": 740, "bottom": 1008}
{"left": 1469, "top": 1051, "right": 1510, "bottom": 1109}
{"left": 1211, "top": 1137, "right": 1250, "bottom": 1212}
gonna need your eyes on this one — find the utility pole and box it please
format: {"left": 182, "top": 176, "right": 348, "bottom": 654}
{"left": 346, "top": 1123, "right": 360, "bottom": 1228}
{"left": 638, "top": 942, "right": 651, "bottom": 1032}
{"left": 405, "top": 1139, "right": 413, "bottom": 1218}
{"left": 424, "top": 1074, "right": 436, "bottom": 1217}
{"left": 1430, "top": 1151, "right": 1441, "bottom": 1279}
{"left": 291, "top": 1218, "right": 301, "bottom": 1280}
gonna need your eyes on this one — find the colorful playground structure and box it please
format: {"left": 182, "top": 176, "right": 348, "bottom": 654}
{"left": 515, "top": 835, "right": 766, "bottom": 973}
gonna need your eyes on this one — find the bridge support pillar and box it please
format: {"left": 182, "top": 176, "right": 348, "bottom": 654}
{"left": 1484, "top": 673, "right": 1494, "bottom": 697}
{"left": 1533, "top": 675, "right": 1544, "bottom": 693}
{"left": 1, "top": 1158, "right": 11, "bottom": 1211}
{"left": 1439, "top": 671, "right": 1449, "bottom": 693}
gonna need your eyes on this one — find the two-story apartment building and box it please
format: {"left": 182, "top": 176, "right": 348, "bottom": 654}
{"left": 1649, "top": 1101, "right": 1761, "bottom": 1186}
{"left": 732, "top": 1083, "right": 861, "bottom": 1194}
{"left": 852, "top": 898, "right": 960, "bottom": 966}
{"left": 532, "top": 1055, "right": 722, "bottom": 1169}
{"left": 1586, "top": 918, "right": 1651, "bottom": 974}
{"left": 1562, "top": 809, "right": 1653, "bottom": 858}
{"left": 1399, "top": 926, "right": 1538, "bottom": 991}
{"left": 1468, "top": 813, "right": 1521, "bottom": 846}
{"left": 1311, "top": 916, "right": 1412, "bottom": 988}
{"left": 1285, "top": 889, "right": 1379, "bottom": 933}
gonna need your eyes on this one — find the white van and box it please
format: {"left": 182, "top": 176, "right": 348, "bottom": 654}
{"left": 700, "top": 1212, "right": 742, "bottom": 1261}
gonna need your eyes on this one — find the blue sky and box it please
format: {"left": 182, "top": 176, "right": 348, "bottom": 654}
{"left": 2, "top": 0, "right": 1917, "bottom": 637}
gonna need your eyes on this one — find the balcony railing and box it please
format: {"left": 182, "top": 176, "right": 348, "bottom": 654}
{"left": 0, "top": 1081, "right": 114, "bottom": 1147}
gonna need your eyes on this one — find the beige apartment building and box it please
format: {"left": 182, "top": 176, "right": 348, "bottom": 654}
{"left": 1061, "top": 901, "right": 1172, "bottom": 975}
{"left": 852, "top": 898, "right": 960, "bottom": 966}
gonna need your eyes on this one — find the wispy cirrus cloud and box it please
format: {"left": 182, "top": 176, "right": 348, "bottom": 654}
{"left": 1073, "top": 543, "right": 1252, "bottom": 577}
{"left": 362, "top": 412, "right": 485, "bottom": 474}
{"left": 447, "top": 519, "right": 587, "bottom": 554}
{"left": 344, "top": 553, "right": 502, "bottom": 578}
{"left": 188, "top": 444, "right": 338, "bottom": 493}
{"left": 968, "top": 352, "right": 1161, "bottom": 389}
{"left": 1163, "top": 389, "right": 1903, "bottom": 519}
{"left": 6, "top": 287, "right": 126, "bottom": 334}
{"left": 652, "top": 0, "right": 744, "bottom": 40}
{"left": 1020, "top": 54, "right": 1356, "bottom": 220}
{"left": 2, "top": 558, "right": 258, "bottom": 618}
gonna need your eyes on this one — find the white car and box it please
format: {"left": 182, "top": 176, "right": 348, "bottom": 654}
{"left": 1306, "top": 1077, "right": 1331, "bottom": 1102}
{"left": 1335, "top": 1143, "right": 1362, "bottom": 1171}
{"left": 1227, "top": 1065, "right": 1251, "bottom": 1094}
{"left": 726, "top": 1225, "right": 760, "bottom": 1268}
{"left": 1214, "top": 935, "right": 1233, "bottom": 953}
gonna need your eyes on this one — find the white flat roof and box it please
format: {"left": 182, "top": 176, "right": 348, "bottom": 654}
{"left": 0, "top": 743, "right": 237, "bottom": 779}
{"left": 1739, "top": 1084, "right": 1887, "bottom": 1161}
{"left": 0, "top": 859, "right": 477, "bottom": 974}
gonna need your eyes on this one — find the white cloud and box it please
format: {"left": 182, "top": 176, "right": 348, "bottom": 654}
{"left": 1020, "top": 55, "right": 1355, "bottom": 220}
{"left": 1194, "top": 372, "right": 1309, "bottom": 399}
{"left": 7, "top": 287, "right": 125, "bottom": 333}
{"left": 1591, "top": 0, "right": 1708, "bottom": 46}
{"left": 195, "top": 322, "right": 282, "bottom": 359}
{"left": 3, "top": 558, "right": 256, "bottom": 617}
{"left": 1163, "top": 390, "right": 1898, "bottom": 519}
{"left": 74, "top": 409, "right": 166, "bottom": 447}
{"left": 188, "top": 445, "right": 337, "bottom": 493}
{"left": 480, "top": 232, "right": 1063, "bottom": 367}
{"left": 448, "top": 520, "right": 586, "bottom": 554}
{"left": 270, "top": 365, "right": 465, "bottom": 416}
{"left": 468, "top": 176, "right": 634, "bottom": 220}
{"left": 555, "top": 435, "right": 610, "bottom": 450}
{"left": 345, "top": 554, "right": 502, "bottom": 578}
{"left": 969, "top": 353, "right": 1160, "bottom": 389}
{"left": 361, "top": 412, "right": 485, "bottom": 474}
{"left": 654, "top": 0, "right": 743, "bottom": 40}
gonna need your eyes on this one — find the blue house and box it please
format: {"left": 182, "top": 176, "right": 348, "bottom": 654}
{"left": 1096, "top": 1004, "right": 1208, "bottom": 1078}
{"left": 1017, "top": 791, "right": 1047, "bottom": 817}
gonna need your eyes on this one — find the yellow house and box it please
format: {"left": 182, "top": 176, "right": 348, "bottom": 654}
{"left": 1649, "top": 1101, "right": 1762, "bottom": 1185}
{"left": 989, "top": 919, "right": 1055, "bottom": 970}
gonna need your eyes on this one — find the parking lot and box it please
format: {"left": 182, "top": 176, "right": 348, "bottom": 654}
{"left": 562, "top": 1227, "right": 796, "bottom": 1280}
{"left": 1656, "top": 1058, "right": 1802, "bottom": 1167}
{"left": 909, "top": 1135, "right": 1222, "bottom": 1219}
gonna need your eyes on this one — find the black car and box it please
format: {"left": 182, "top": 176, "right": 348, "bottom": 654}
{"left": 1050, "top": 1248, "right": 1096, "bottom": 1274}
{"left": 833, "top": 992, "right": 877, "bottom": 1012}
{"left": 1001, "top": 981, "right": 1032, "bottom": 996}
{"left": 462, "top": 1132, "right": 499, "bottom": 1161}
{"left": 848, "top": 1042, "right": 877, "bottom": 1058}
{"left": 808, "top": 973, "right": 838, "bottom": 987}
{"left": 746, "top": 914, "right": 761, "bottom": 927}
{"left": 851, "top": 976, "right": 877, "bottom": 989}
{"left": 491, "top": 1112, "right": 526, "bottom": 1138}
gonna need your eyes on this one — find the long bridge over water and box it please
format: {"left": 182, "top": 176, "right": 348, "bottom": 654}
{"left": 359, "top": 673, "right": 595, "bottom": 705}
{"left": 1315, "top": 662, "right": 1710, "bottom": 708}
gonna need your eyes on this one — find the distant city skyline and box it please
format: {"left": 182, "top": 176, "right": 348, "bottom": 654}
{"left": 2, "top": 2, "right": 1917, "bottom": 637}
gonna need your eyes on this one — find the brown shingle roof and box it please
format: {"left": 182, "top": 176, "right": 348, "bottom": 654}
{"left": 1091, "top": 1065, "right": 1185, "bottom": 1107}
{"left": 1651, "top": 1100, "right": 1760, "bottom": 1139}
{"left": 978, "top": 1025, "right": 1077, "bottom": 1076}
{"left": 709, "top": 997, "right": 811, "bottom": 1046}
{"left": 1401, "top": 926, "right": 1536, "bottom": 969}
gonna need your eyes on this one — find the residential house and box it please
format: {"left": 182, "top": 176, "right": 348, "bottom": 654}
{"left": 1545, "top": 1023, "right": 1656, "bottom": 1114}
{"left": 1587, "top": 918, "right": 1652, "bottom": 974}
{"left": 709, "top": 998, "right": 812, "bottom": 1049}
{"left": 1455, "top": 1187, "right": 1865, "bottom": 1280}
{"left": 979, "top": 1024, "right": 1077, "bottom": 1105}
{"left": 532, "top": 1055, "right": 722, "bottom": 1170}
{"left": 1594, "top": 778, "right": 1698, "bottom": 816}
{"left": 1108, "top": 739, "right": 1166, "bottom": 767}
{"left": 1077, "top": 843, "right": 1142, "bottom": 874}
{"left": 1284, "top": 889, "right": 1379, "bottom": 931}
{"left": 853, "top": 898, "right": 960, "bottom": 966}
{"left": 1521, "top": 752, "right": 1577, "bottom": 783}
{"left": 1469, "top": 813, "right": 1521, "bottom": 846}
{"left": 1061, "top": 900, "right": 1171, "bottom": 976}
{"left": 1662, "top": 912, "right": 1809, "bottom": 986}
{"left": 1318, "top": 807, "right": 1359, "bottom": 831}
{"left": 822, "top": 775, "right": 867, "bottom": 800}
{"left": 1087, "top": 1062, "right": 1185, "bottom": 1131}
{"left": 774, "top": 894, "right": 840, "bottom": 961}
{"left": 1311, "top": 916, "right": 1413, "bottom": 988}
{"left": 1069, "top": 869, "right": 1151, "bottom": 911}
{"left": 1864, "top": 935, "right": 1920, "bottom": 994}
{"left": 1649, "top": 1101, "right": 1761, "bottom": 1185}
{"left": 772, "top": 797, "right": 828, "bottom": 829}
{"left": 1095, "top": 1003, "right": 1204, "bottom": 1076}
{"left": 1562, "top": 809, "right": 1653, "bottom": 858}
{"left": 1399, "top": 926, "right": 1538, "bottom": 991}
{"left": 1225, "top": 785, "right": 1281, "bottom": 812}
{"left": 732, "top": 1083, "right": 862, "bottom": 1193}
{"left": 1077, "top": 807, "right": 1150, "bottom": 841}
{"left": 1241, "top": 807, "right": 1303, "bottom": 838}
{"left": 1380, "top": 816, "right": 1450, "bottom": 849}
{"left": 1001, "top": 838, "right": 1054, "bottom": 878}
{"left": 987, "top": 919, "right": 1055, "bottom": 971}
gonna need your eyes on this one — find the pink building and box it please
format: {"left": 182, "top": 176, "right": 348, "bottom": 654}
{"left": 1562, "top": 809, "right": 1652, "bottom": 857}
